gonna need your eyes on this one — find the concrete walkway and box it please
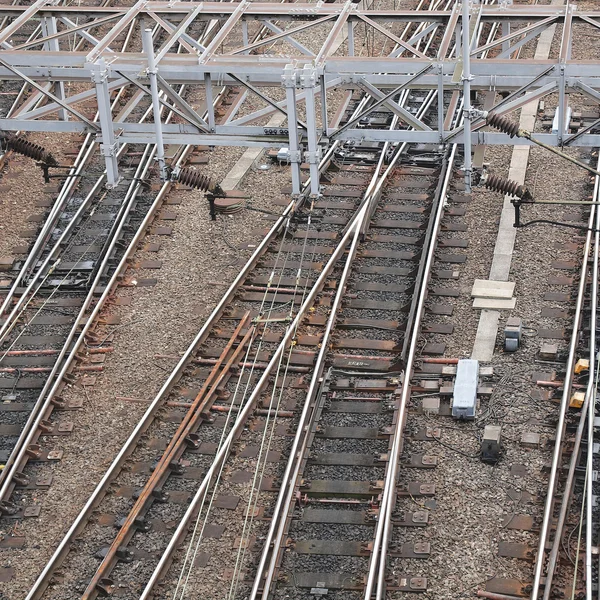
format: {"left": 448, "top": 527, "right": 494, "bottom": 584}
{"left": 471, "top": 0, "right": 563, "bottom": 361}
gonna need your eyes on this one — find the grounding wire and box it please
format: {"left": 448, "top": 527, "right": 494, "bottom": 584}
{"left": 176, "top": 0, "right": 445, "bottom": 595}
{"left": 570, "top": 470, "right": 587, "bottom": 600}
{"left": 184, "top": 200, "right": 320, "bottom": 597}
{"left": 173, "top": 200, "right": 320, "bottom": 598}
{"left": 173, "top": 183, "right": 298, "bottom": 600}
{"left": 173, "top": 230, "right": 316, "bottom": 599}
{"left": 227, "top": 201, "right": 323, "bottom": 598}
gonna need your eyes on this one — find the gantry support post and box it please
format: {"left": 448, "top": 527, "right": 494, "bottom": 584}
{"left": 205, "top": 74, "right": 216, "bottom": 132}
{"left": 501, "top": 0, "right": 512, "bottom": 55}
{"left": 301, "top": 64, "right": 321, "bottom": 197}
{"left": 41, "top": 16, "right": 67, "bottom": 121}
{"left": 282, "top": 65, "right": 302, "bottom": 196}
{"left": 242, "top": 18, "right": 249, "bottom": 51}
{"left": 437, "top": 63, "right": 444, "bottom": 142}
{"left": 320, "top": 74, "right": 328, "bottom": 136}
{"left": 558, "top": 63, "right": 566, "bottom": 145}
{"left": 142, "top": 27, "right": 167, "bottom": 180}
{"left": 462, "top": 0, "right": 473, "bottom": 193}
{"left": 348, "top": 21, "right": 354, "bottom": 56}
{"left": 92, "top": 58, "right": 120, "bottom": 187}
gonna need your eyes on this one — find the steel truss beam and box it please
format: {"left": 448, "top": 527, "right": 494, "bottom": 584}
{"left": 1, "top": 2, "right": 600, "bottom": 187}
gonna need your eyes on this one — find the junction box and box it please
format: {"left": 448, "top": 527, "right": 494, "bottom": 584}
{"left": 504, "top": 317, "right": 523, "bottom": 352}
{"left": 481, "top": 425, "right": 502, "bottom": 463}
{"left": 452, "top": 359, "right": 479, "bottom": 419}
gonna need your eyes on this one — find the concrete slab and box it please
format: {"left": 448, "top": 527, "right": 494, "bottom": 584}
{"left": 220, "top": 115, "right": 285, "bottom": 192}
{"left": 471, "top": 0, "right": 562, "bottom": 360}
{"left": 471, "top": 279, "right": 515, "bottom": 299}
{"left": 471, "top": 310, "right": 500, "bottom": 362}
{"left": 473, "top": 297, "right": 517, "bottom": 310}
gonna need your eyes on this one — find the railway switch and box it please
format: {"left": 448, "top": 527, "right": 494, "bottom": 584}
{"left": 451, "top": 359, "right": 479, "bottom": 420}
{"left": 481, "top": 425, "right": 502, "bottom": 463}
{"left": 504, "top": 317, "right": 523, "bottom": 352}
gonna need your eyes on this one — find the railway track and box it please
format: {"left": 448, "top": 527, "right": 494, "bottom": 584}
{"left": 8, "top": 0, "right": 471, "bottom": 596}
{"left": 3, "top": 0, "right": 600, "bottom": 599}
{"left": 0, "top": 8, "right": 228, "bottom": 513}
{"left": 527, "top": 156, "right": 600, "bottom": 599}
{"left": 20, "top": 73, "right": 462, "bottom": 597}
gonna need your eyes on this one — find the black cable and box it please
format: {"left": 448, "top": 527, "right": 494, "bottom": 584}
{"left": 517, "top": 218, "right": 600, "bottom": 232}
{"left": 431, "top": 434, "right": 480, "bottom": 460}
{"left": 245, "top": 204, "right": 283, "bottom": 217}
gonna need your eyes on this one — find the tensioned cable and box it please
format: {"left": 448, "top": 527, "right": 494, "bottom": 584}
{"left": 224, "top": 8, "right": 429, "bottom": 580}
{"left": 173, "top": 204, "right": 320, "bottom": 581}
{"left": 171, "top": 0, "right": 448, "bottom": 592}
{"left": 172, "top": 203, "right": 320, "bottom": 599}
{"left": 570, "top": 468, "right": 588, "bottom": 600}
{"left": 171, "top": 173, "right": 303, "bottom": 599}
{"left": 227, "top": 202, "right": 323, "bottom": 598}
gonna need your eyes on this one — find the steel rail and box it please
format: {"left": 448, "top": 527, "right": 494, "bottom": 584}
{"left": 1, "top": 0, "right": 217, "bottom": 504}
{"left": 539, "top": 153, "right": 600, "bottom": 600}
{"left": 586, "top": 155, "right": 600, "bottom": 600}
{"left": 135, "top": 81, "right": 366, "bottom": 596}
{"left": 249, "top": 85, "right": 438, "bottom": 600}
{"left": 0, "top": 19, "right": 170, "bottom": 499}
{"left": 0, "top": 137, "right": 155, "bottom": 507}
{"left": 0, "top": 144, "right": 104, "bottom": 347}
{"left": 140, "top": 2, "right": 442, "bottom": 591}
{"left": 369, "top": 143, "right": 455, "bottom": 600}
{"left": 369, "top": 3, "right": 501, "bottom": 594}
{"left": 21, "top": 5, "right": 422, "bottom": 599}
{"left": 138, "top": 187, "right": 366, "bottom": 600}
{"left": 20, "top": 20, "right": 262, "bottom": 597}
{"left": 22, "top": 174, "right": 298, "bottom": 600}
{"left": 247, "top": 4, "right": 446, "bottom": 596}
{"left": 81, "top": 313, "right": 256, "bottom": 599}
{"left": 178, "top": 5, "right": 450, "bottom": 595}
{"left": 0, "top": 14, "right": 144, "bottom": 494}
{"left": 0, "top": 1, "right": 137, "bottom": 319}
{"left": 22, "top": 37, "right": 328, "bottom": 589}
{"left": 250, "top": 194, "right": 366, "bottom": 600}
{"left": 248, "top": 129, "right": 415, "bottom": 600}
{"left": 530, "top": 134, "right": 600, "bottom": 600}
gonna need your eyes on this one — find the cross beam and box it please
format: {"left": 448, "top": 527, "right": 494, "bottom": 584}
{"left": 1, "top": 2, "right": 599, "bottom": 188}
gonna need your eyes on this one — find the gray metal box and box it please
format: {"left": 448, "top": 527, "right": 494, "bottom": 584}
{"left": 276, "top": 147, "right": 290, "bottom": 163}
{"left": 481, "top": 425, "right": 502, "bottom": 463}
{"left": 451, "top": 359, "right": 479, "bottom": 419}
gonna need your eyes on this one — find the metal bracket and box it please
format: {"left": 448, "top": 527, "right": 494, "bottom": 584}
{"left": 304, "top": 149, "right": 321, "bottom": 164}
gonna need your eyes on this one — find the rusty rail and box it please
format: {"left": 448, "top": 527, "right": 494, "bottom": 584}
{"left": 81, "top": 313, "right": 255, "bottom": 598}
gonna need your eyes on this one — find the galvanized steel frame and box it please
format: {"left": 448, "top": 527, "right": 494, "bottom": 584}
{"left": 1, "top": 1, "right": 600, "bottom": 187}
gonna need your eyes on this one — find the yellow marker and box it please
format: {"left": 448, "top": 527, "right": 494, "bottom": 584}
{"left": 570, "top": 391, "right": 585, "bottom": 409}
{"left": 575, "top": 359, "right": 590, "bottom": 374}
